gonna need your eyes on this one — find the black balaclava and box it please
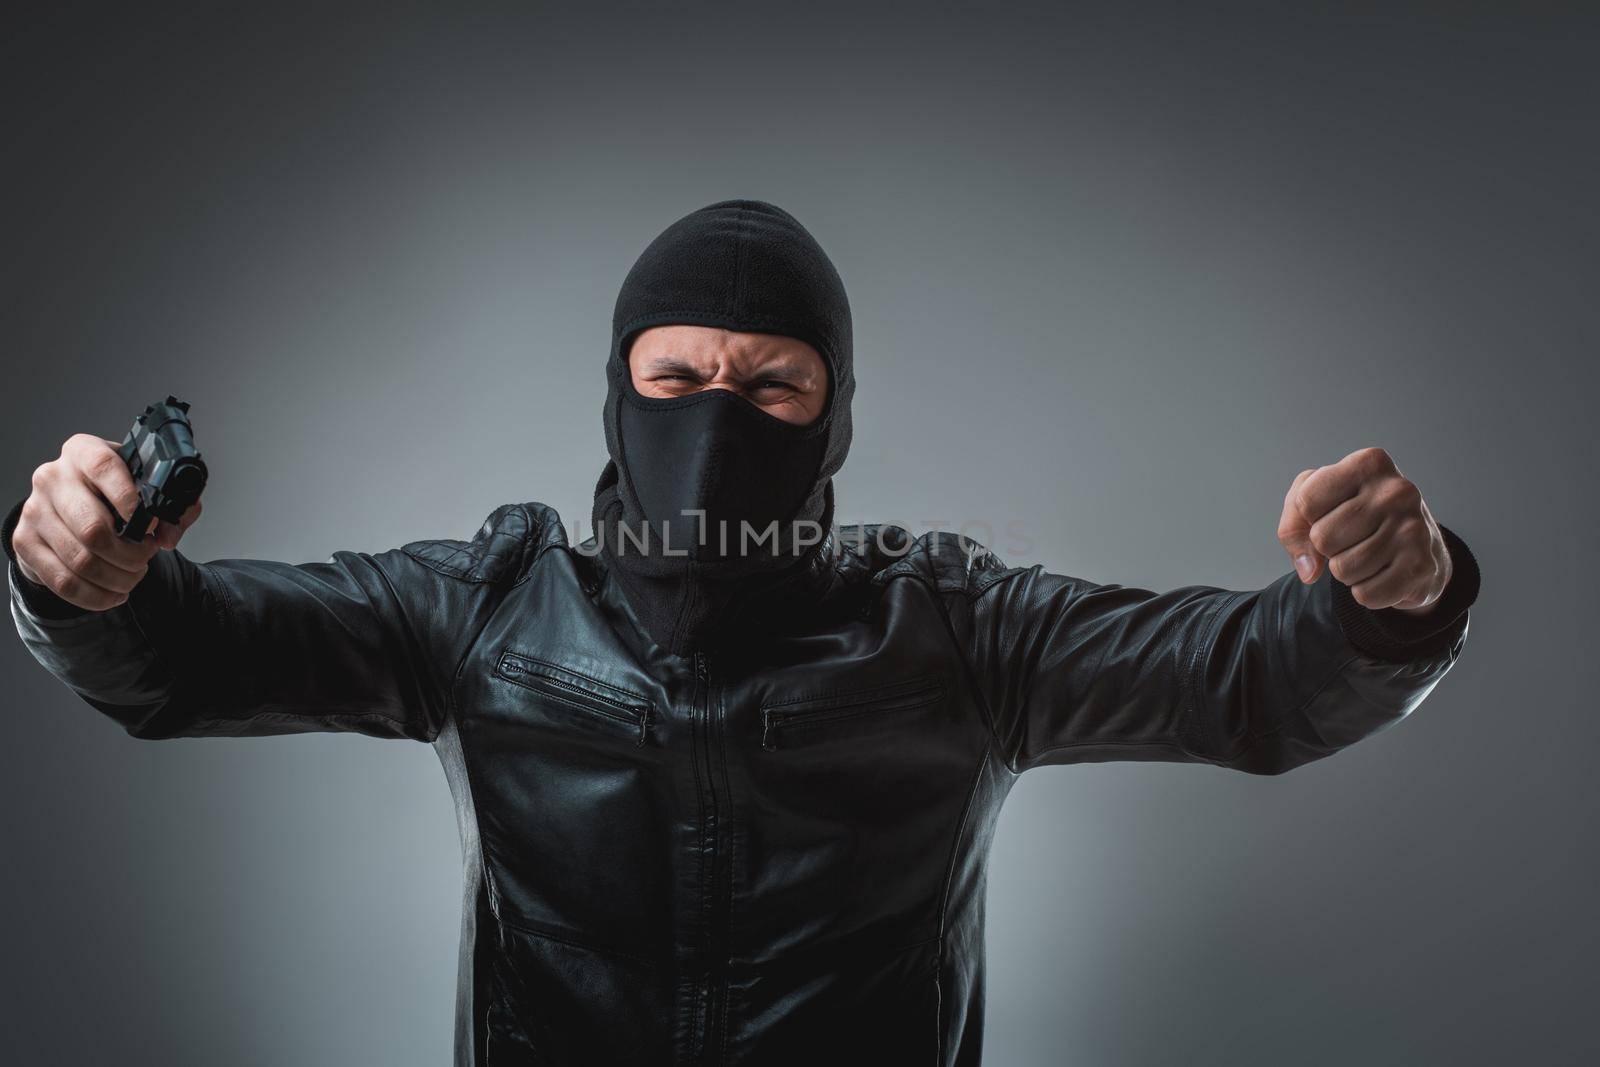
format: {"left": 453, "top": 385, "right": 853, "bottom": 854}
{"left": 591, "top": 199, "right": 855, "bottom": 658}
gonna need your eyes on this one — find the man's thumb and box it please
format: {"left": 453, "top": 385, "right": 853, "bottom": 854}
{"left": 1277, "top": 468, "right": 1323, "bottom": 584}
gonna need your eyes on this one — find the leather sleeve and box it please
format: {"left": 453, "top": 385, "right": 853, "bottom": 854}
{"left": 4, "top": 496, "right": 525, "bottom": 742}
{"left": 962, "top": 525, "right": 1479, "bottom": 776}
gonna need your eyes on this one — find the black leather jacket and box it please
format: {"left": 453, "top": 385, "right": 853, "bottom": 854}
{"left": 3, "top": 497, "right": 1479, "bottom": 1066}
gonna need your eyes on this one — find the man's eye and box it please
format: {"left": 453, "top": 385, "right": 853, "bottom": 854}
{"left": 751, "top": 380, "right": 793, "bottom": 392}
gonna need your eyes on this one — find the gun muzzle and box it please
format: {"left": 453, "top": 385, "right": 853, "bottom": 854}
{"left": 112, "top": 395, "right": 208, "bottom": 542}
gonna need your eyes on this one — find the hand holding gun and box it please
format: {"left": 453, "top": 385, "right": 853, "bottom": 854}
{"left": 11, "top": 396, "right": 207, "bottom": 611}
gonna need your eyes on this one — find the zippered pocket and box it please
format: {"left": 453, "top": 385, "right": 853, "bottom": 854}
{"left": 761, "top": 674, "right": 945, "bottom": 751}
{"left": 494, "top": 650, "right": 655, "bottom": 746}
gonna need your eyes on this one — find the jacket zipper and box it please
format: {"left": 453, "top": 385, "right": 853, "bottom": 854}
{"left": 761, "top": 677, "right": 945, "bottom": 751}
{"left": 496, "top": 655, "right": 655, "bottom": 746}
{"left": 695, "top": 649, "right": 732, "bottom": 1062}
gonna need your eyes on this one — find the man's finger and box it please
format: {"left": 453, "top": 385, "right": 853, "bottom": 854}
{"left": 69, "top": 435, "right": 141, "bottom": 523}
{"left": 32, "top": 496, "right": 151, "bottom": 592}
{"left": 17, "top": 515, "right": 137, "bottom": 609}
{"left": 1308, "top": 490, "right": 1384, "bottom": 560}
{"left": 1277, "top": 468, "right": 1322, "bottom": 583}
{"left": 153, "top": 499, "right": 203, "bottom": 550}
{"left": 1350, "top": 557, "right": 1408, "bottom": 610}
{"left": 35, "top": 492, "right": 153, "bottom": 577}
{"left": 1326, "top": 517, "right": 1395, "bottom": 587}
{"left": 1296, "top": 446, "right": 1397, "bottom": 527}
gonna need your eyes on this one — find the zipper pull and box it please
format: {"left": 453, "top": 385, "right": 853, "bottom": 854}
{"left": 635, "top": 704, "right": 653, "bottom": 747}
{"left": 761, "top": 712, "right": 778, "bottom": 751}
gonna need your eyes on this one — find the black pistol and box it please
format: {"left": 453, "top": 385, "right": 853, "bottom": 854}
{"left": 110, "top": 396, "right": 208, "bottom": 542}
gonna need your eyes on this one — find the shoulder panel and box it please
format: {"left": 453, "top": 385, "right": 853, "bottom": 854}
{"left": 836, "top": 523, "right": 1019, "bottom": 597}
{"left": 400, "top": 502, "right": 567, "bottom": 584}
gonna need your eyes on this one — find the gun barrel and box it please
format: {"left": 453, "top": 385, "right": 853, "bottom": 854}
{"left": 112, "top": 395, "right": 207, "bottom": 541}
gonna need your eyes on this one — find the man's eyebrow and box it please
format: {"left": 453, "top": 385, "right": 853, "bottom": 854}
{"left": 639, "top": 353, "right": 812, "bottom": 382}
{"left": 639, "top": 355, "right": 707, "bottom": 377}
{"left": 744, "top": 357, "right": 811, "bottom": 381}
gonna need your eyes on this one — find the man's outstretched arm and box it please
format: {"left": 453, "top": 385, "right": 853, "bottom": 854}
{"left": 961, "top": 447, "right": 1480, "bottom": 776}
{"left": 5, "top": 432, "right": 521, "bottom": 742}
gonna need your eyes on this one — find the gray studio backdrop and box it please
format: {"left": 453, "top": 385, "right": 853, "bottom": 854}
{"left": 2, "top": 5, "right": 1591, "bottom": 1065}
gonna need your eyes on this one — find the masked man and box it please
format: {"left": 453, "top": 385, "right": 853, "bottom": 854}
{"left": 4, "top": 199, "right": 1479, "bottom": 1066}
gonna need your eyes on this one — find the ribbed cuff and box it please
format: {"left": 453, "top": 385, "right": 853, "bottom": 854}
{"left": 1330, "top": 523, "right": 1480, "bottom": 663}
{"left": 3, "top": 495, "right": 93, "bottom": 620}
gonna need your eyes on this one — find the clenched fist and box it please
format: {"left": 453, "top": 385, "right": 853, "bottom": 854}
{"left": 13, "top": 433, "right": 204, "bottom": 612}
{"left": 1278, "top": 447, "right": 1453, "bottom": 616}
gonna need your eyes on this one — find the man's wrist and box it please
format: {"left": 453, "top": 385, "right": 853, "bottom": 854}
{"left": 1327, "top": 523, "right": 1480, "bottom": 662}
{"left": 1390, "top": 537, "right": 1457, "bottom": 618}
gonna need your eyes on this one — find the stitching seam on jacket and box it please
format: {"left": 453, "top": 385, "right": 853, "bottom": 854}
{"left": 883, "top": 569, "right": 1011, "bottom": 774}
{"left": 960, "top": 573, "right": 1024, "bottom": 774}
{"left": 449, "top": 505, "right": 538, "bottom": 732}
{"left": 933, "top": 747, "right": 991, "bottom": 1063}
{"left": 368, "top": 552, "right": 443, "bottom": 741}
{"left": 1183, "top": 591, "right": 1242, "bottom": 760}
{"left": 1278, "top": 653, "right": 1363, "bottom": 754}
{"left": 512, "top": 536, "right": 566, "bottom": 589}
{"left": 167, "top": 708, "right": 432, "bottom": 734}
{"left": 404, "top": 541, "right": 492, "bottom": 582}
{"left": 966, "top": 568, "right": 1085, "bottom": 774}
{"left": 966, "top": 568, "right": 1060, "bottom": 775}
{"left": 1187, "top": 586, "right": 1366, "bottom": 765}
{"left": 437, "top": 510, "right": 535, "bottom": 966}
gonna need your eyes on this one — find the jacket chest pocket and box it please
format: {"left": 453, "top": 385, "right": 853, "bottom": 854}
{"left": 493, "top": 650, "right": 656, "bottom": 746}
{"left": 760, "top": 674, "right": 946, "bottom": 751}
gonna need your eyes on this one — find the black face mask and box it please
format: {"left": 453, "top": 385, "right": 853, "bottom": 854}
{"left": 591, "top": 199, "right": 855, "bottom": 657}
{"left": 616, "top": 379, "right": 830, "bottom": 562}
